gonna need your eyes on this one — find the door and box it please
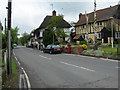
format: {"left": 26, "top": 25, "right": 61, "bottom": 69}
{"left": 104, "top": 37, "right": 108, "bottom": 43}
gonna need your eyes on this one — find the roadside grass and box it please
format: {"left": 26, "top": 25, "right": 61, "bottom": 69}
{"left": 99, "top": 46, "right": 117, "bottom": 54}
{"left": 3, "top": 56, "right": 19, "bottom": 88}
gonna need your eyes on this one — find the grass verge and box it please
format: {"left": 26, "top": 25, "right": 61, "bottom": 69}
{"left": 99, "top": 46, "right": 117, "bottom": 54}
{"left": 2, "top": 56, "right": 19, "bottom": 88}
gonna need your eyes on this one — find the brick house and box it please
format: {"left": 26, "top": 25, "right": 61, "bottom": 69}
{"left": 74, "top": 4, "right": 120, "bottom": 44}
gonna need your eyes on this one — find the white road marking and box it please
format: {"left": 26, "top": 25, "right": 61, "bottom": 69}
{"left": 115, "top": 67, "right": 120, "bottom": 68}
{"left": 39, "top": 55, "right": 52, "bottom": 60}
{"left": 60, "top": 61, "right": 95, "bottom": 72}
{"left": 15, "top": 57, "right": 21, "bottom": 65}
{"left": 13, "top": 52, "right": 16, "bottom": 56}
{"left": 22, "top": 67, "right": 31, "bottom": 90}
{"left": 14, "top": 52, "right": 31, "bottom": 89}
{"left": 100, "top": 58, "right": 119, "bottom": 62}
{"left": 64, "top": 54, "right": 119, "bottom": 62}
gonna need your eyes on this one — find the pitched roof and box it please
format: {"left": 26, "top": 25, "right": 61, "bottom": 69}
{"left": 76, "top": 5, "right": 120, "bottom": 26}
{"left": 38, "top": 15, "right": 71, "bottom": 29}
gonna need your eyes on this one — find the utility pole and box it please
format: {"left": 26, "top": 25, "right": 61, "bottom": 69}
{"left": 7, "top": 0, "right": 12, "bottom": 75}
{"left": 85, "top": 11, "right": 89, "bottom": 44}
{"left": 5, "top": 18, "right": 7, "bottom": 33}
{"left": 110, "top": 17, "right": 114, "bottom": 48}
{"left": 93, "top": 0, "right": 97, "bottom": 50}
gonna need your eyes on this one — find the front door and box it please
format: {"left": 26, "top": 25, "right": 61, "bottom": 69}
{"left": 104, "top": 37, "right": 108, "bottom": 43}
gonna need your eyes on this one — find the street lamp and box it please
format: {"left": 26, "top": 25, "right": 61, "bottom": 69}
{"left": 110, "top": 17, "right": 114, "bottom": 48}
{"left": 53, "top": 27, "right": 56, "bottom": 44}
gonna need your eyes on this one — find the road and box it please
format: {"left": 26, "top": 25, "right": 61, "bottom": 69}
{"left": 13, "top": 46, "right": 119, "bottom": 88}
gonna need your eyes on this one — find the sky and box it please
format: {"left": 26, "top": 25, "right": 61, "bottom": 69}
{"left": 0, "top": 0, "right": 120, "bottom": 37}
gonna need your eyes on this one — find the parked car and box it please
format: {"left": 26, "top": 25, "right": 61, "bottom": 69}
{"left": 43, "top": 45, "right": 63, "bottom": 54}
{"left": 13, "top": 44, "right": 17, "bottom": 48}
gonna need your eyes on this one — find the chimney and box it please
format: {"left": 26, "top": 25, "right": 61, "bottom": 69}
{"left": 79, "top": 13, "right": 82, "bottom": 20}
{"left": 52, "top": 10, "right": 56, "bottom": 16}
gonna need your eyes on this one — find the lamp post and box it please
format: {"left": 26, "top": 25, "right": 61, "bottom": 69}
{"left": 7, "top": 0, "right": 12, "bottom": 74}
{"left": 110, "top": 17, "right": 114, "bottom": 48}
{"left": 53, "top": 27, "right": 56, "bottom": 44}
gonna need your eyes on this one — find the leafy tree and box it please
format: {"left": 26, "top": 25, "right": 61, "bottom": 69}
{"left": 45, "top": 15, "right": 68, "bottom": 43}
{"left": 2, "top": 26, "right": 19, "bottom": 49}
{"left": 19, "top": 32, "right": 30, "bottom": 46}
{"left": 42, "top": 29, "right": 55, "bottom": 47}
{"left": 11, "top": 27, "right": 19, "bottom": 45}
{"left": 55, "top": 28, "right": 68, "bottom": 42}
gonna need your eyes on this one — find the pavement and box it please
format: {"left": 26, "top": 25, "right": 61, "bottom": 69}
{"left": 13, "top": 46, "right": 119, "bottom": 88}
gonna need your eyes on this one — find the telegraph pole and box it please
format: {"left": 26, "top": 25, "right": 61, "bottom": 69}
{"left": 93, "top": 0, "right": 97, "bottom": 50}
{"left": 7, "top": 0, "right": 12, "bottom": 75}
{"left": 110, "top": 17, "right": 114, "bottom": 48}
{"left": 85, "top": 11, "right": 89, "bottom": 44}
{"left": 5, "top": 18, "right": 7, "bottom": 33}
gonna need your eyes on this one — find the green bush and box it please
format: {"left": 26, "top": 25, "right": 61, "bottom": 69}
{"left": 80, "top": 41, "right": 86, "bottom": 44}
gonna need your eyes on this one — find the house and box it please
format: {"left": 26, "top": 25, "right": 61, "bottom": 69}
{"left": 34, "top": 10, "right": 71, "bottom": 47}
{"left": 74, "top": 4, "right": 120, "bottom": 44}
{"left": 27, "top": 30, "right": 38, "bottom": 48}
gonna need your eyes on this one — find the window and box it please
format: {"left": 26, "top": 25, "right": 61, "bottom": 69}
{"left": 80, "top": 25, "right": 86, "bottom": 29}
{"left": 115, "top": 32, "right": 120, "bottom": 39}
{"left": 97, "top": 22, "right": 102, "bottom": 26}
{"left": 97, "top": 32, "right": 101, "bottom": 39}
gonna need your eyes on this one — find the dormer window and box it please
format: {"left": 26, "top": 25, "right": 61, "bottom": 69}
{"left": 97, "top": 22, "right": 102, "bottom": 26}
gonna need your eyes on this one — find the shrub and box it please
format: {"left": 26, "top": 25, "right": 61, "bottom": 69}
{"left": 81, "top": 44, "right": 87, "bottom": 50}
{"left": 80, "top": 41, "right": 86, "bottom": 44}
{"left": 97, "top": 41, "right": 102, "bottom": 46}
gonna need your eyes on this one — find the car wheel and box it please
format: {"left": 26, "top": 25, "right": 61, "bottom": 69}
{"left": 43, "top": 50, "right": 46, "bottom": 53}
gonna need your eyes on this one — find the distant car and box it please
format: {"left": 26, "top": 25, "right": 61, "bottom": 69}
{"left": 43, "top": 45, "right": 63, "bottom": 54}
{"left": 13, "top": 44, "right": 17, "bottom": 48}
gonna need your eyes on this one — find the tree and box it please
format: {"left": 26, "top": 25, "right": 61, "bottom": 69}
{"left": 55, "top": 28, "right": 68, "bottom": 42}
{"left": 11, "top": 27, "right": 19, "bottom": 46}
{"left": 42, "top": 29, "right": 54, "bottom": 47}
{"left": 19, "top": 32, "right": 30, "bottom": 46}
{"left": 2, "top": 26, "right": 19, "bottom": 49}
{"left": 46, "top": 15, "right": 68, "bottom": 43}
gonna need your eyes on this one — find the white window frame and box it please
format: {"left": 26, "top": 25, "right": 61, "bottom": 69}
{"left": 97, "top": 22, "right": 102, "bottom": 26}
{"left": 115, "top": 32, "right": 120, "bottom": 39}
{"left": 97, "top": 32, "right": 101, "bottom": 39}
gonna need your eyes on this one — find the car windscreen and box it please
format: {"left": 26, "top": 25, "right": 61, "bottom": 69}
{"left": 52, "top": 45, "right": 61, "bottom": 49}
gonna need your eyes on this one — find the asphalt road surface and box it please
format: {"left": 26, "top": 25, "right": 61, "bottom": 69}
{"left": 13, "top": 46, "right": 119, "bottom": 88}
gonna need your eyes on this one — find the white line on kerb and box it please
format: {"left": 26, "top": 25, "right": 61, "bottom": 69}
{"left": 60, "top": 61, "right": 95, "bottom": 72}
{"left": 14, "top": 52, "right": 31, "bottom": 89}
{"left": 15, "top": 57, "right": 21, "bottom": 65}
{"left": 13, "top": 52, "right": 16, "bottom": 56}
{"left": 22, "top": 67, "right": 31, "bottom": 90}
{"left": 39, "top": 55, "right": 51, "bottom": 60}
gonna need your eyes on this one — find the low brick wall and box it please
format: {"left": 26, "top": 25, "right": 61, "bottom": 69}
{"left": 63, "top": 46, "right": 84, "bottom": 54}
{"left": 71, "top": 47, "right": 84, "bottom": 54}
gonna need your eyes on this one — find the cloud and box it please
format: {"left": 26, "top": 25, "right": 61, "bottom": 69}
{"left": 1, "top": 0, "right": 119, "bottom": 37}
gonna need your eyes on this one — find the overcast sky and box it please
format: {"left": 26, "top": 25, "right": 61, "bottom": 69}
{"left": 0, "top": 0, "right": 119, "bottom": 37}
